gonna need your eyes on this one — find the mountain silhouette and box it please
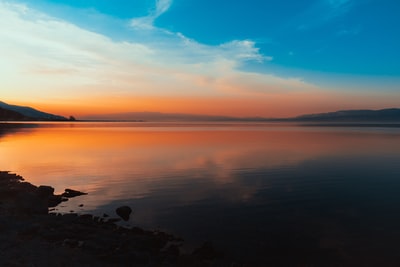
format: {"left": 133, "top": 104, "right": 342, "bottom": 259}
{"left": 293, "top": 108, "right": 400, "bottom": 122}
{"left": 83, "top": 108, "right": 400, "bottom": 122}
{"left": 0, "top": 107, "right": 31, "bottom": 121}
{"left": 0, "top": 101, "right": 67, "bottom": 121}
{"left": 2, "top": 100, "right": 399, "bottom": 123}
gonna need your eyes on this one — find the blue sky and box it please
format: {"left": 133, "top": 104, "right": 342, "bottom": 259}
{"left": 27, "top": 0, "right": 400, "bottom": 75}
{"left": 1, "top": 0, "right": 399, "bottom": 117}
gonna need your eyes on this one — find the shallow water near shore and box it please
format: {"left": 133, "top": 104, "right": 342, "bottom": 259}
{"left": 2, "top": 121, "right": 400, "bottom": 265}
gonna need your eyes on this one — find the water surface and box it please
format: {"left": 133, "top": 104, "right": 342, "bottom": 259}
{"left": 1, "top": 122, "right": 400, "bottom": 265}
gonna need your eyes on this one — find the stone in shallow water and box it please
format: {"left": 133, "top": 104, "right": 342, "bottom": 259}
{"left": 36, "top": 185, "right": 54, "bottom": 197}
{"left": 115, "top": 206, "right": 132, "bottom": 221}
{"left": 48, "top": 195, "right": 70, "bottom": 208}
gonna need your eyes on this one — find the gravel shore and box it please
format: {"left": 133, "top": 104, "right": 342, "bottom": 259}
{"left": 0, "top": 171, "right": 227, "bottom": 267}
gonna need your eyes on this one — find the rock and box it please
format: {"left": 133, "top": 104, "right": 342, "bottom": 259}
{"left": 48, "top": 195, "right": 66, "bottom": 207}
{"left": 192, "top": 241, "right": 223, "bottom": 260}
{"left": 79, "top": 214, "right": 93, "bottom": 220}
{"left": 115, "top": 206, "right": 132, "bottom": 221}
{"left": 63, "top": 238, "right": 78, "bottom": 247}
{"left": 63, "top": 213, "right": 78, "bottom": 218}
{"left": 0, "top": 171, "right": 211, "bottom": 266}
{"left": 16, "top": 191, "right": 48, "bottom": 215}
{"left": 78, "top": 241, "right": 85, "bottom": 247}
{"left": 163, "top": 244, "right": 181, "bottom": 263}
{"left": 61, "top": 188, "right": 87, "bottom": 198}
{"left": 107, "top": 218, "right": 121, "bottom": 223}
{"left": 36, "top": 185, "right": 54, "bottom": 197}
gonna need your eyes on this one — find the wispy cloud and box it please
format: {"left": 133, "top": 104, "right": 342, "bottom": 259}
{"left": 1, "top": 1, "right": 335, "bottom": 117}
{"left": 326, "top": 0, "right": 353, "bottom": 19}
{"left": 131, "top": 0, "right": 172, "bottom": 29}
{"left": 296, "top": 0, "right": 354, "bottom": 31}
{"left": 154, "top": 0, "right": 172, "bottom": 17}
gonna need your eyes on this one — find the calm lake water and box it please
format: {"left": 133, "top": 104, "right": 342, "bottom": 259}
{"left": 2, "top": 122, "right": 400, "bottom": 265}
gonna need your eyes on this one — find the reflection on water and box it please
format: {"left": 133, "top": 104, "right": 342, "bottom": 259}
{"left": 1, "top": 122, "right": 400, "bottom": 265}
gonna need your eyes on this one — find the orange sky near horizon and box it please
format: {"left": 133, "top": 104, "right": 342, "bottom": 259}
{"left": 9, "top": 89, "right": 399, "bottom": 119}
{"left": 1, "top": 2, "right": 399, "bottom": 120}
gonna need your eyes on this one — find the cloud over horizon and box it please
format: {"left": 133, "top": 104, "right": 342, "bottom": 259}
{"left": 1, "top": 0, "right": 398, "bottom": 117}
{"left": 131, "top": 0, "right": 172, "bottom": 29}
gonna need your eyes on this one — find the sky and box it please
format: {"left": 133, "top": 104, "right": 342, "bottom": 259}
{"left": 1, "top": 0, "right": 399, "bottom": 118}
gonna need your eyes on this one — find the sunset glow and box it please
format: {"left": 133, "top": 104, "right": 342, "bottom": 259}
{"left": 2, "top": 1, "right": 400, "bottom": 264}
{"left": 4, "top": 123, "right": 399, "bottom": 194}
{"left": 1, "top": 0, "right": 399, "bottom": 118}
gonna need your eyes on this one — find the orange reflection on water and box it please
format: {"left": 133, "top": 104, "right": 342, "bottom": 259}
{"left": 1, "top": 123, "right": 400, "bottom": 212}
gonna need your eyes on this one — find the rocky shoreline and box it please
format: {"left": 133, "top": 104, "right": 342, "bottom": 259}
{"left": 0, "top": 171, "right": 227, "bottom": 267}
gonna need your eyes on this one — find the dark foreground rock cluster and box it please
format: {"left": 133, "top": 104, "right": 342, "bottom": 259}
{"left": 0, "top": 171, "right": 227, "bottom": 267}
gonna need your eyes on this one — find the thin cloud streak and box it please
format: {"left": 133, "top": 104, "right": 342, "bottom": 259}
{"left": 4, "top": 0, "right": 391, "bottom": 118}
{"left": 296, "top": 0, "right": 354, "bottom": 31}
{"left": 131, "top": 0, "right": 172, "bottom": 29}
{"left": 0, "top": 2, "right": 306, "bottom": 96}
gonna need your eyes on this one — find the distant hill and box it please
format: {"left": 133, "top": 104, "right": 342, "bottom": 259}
{"left": 83, "top": 108, "right": 400, "bottom": 123}
{"left": 7, "top": 103, "right": 397, "bottom": 123}
{"left": 293, "top": 108, "right": 400, "bottom": 122}
{"left": 82, "top": 112, "right": 260, "bottom": 122}
{"left": 0, "top": 107, "right": 31, "bottom": 121}
{"left": 0, "top": 101, "right": 67, "bottom": 121}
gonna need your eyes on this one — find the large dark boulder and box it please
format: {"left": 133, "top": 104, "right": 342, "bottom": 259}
{"left": 115, "top": 206, "right": 132, "bottom": 221}
{"left": 16, "top": 191, "right": 48, "bottom": 215}
{"left": 192, "top": 241, "right": 223, "bottom": 260}
{"left": 37, "top": 185, "right": 55, "bottom": 197}
{"left": 48, "top": 195, "right": 68, "bottom": 207}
